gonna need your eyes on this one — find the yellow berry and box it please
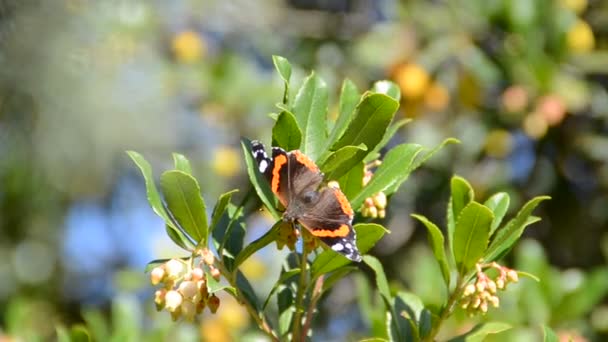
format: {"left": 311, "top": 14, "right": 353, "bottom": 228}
{"left": 172, "top": 30, "right": 205, "bottom": 63}
{"left": 567, "top": 20, "right": 595, "bottom": 53}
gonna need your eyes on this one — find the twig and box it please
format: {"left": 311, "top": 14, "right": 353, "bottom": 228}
{"left": 292, "top": 247, "right": 310, "bottom": 341}
{"left": 301, "top": 275, "right": 324, "bottom": 340}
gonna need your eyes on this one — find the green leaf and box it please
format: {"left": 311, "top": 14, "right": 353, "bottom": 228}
{"left": 70, "top": 325, "right": 91, "bottom": 342}
{"left": 82, "top": 310, "right": 109, "bottom": 342}
{"left": 351, "top": 143, "right": 424, "bottom": 209}
{"left": 338, "top": 162, "right": 364, "bottom": 200}
{"left": 311, "top": 223, "right": 388, "bottom": 278}
{"left": 236, "top": 271, "right": 260, "bottom": 311}
{"left": 320, "top": 144, "right": 367, "bottom": 180}
{"left": 241, "top": 139, "right": 280, "bottom": 219}
{"left": 126, "top": 151, "right": 175, "bottom": 228}
{"left": 217, "top": 204, "right": 246, "bottom": 271}
{"left": 321, "top": 266, "right": 357, "bottom": 293}
{"left": 518, "top": 271, "right": 540, "bottom": 282}
{"left": 484, "top": 192, "right": 510, "bottom": 235}
{"left": 57, "top": 325, "right": 70, "bottom": 342}
{"left": 210, "top": 189, "right": 238, "bottom": 233}
{"left": 484, "top": 196, "right": 550, "bottom": 262}
{"left": 372, "top": 80, "right": 401, "bottom": 101}
{"left": 364, "top": 118, "right": 411, "bottom": 163}
{"left": 392, "top": 292, "right": 424, "bottom": 341}
{"left": 160, "top": 170, "right": 208, "bottom": 245}
{"left": 419, "top": 309, "right": 433, "bottom": 339}
{"left": 332, "top": 94, "right": 399, "bottom": 166}
{"left": 411, "top": 214, "right": 450, "bottom": 286}
{"left": 554, "top": 268, "right": 608, "bottom": 321}
{"left": 205, "top": 268, "right": 232, "bottom": 294}
{"left": 262, "top": 268, "right": 300, "bottom": 310}
{"left": 409, "top": 137, "right": 460, "bottom": 172}
{"left": 292, "top": 72, "right": 328, "bottom": 160}
{"left": 165, "top": 224, "right": 195, "bottom": 251}
{"left": 448, "top": 322, "right": 511, "bottom": 342}
{"left": 448, "top": 175, "right": 475, "bottom": 254}
{"left": 542, "top": 325, "right": 558, "bottom": 342}
{"left": 363, "top": 255, "right": 391, "bottom": 303}
{"left": 327, "top": 79, "right": 361, "bottom": 148}
{"left": 273, "top": 55, "right": 292, "bottom": 104}
{"left": 453, "top": 202, "right": 494, "bottom": 274}
{"left": 234, "top": 222, "right": 280, "bottom": 269}
{"left": 272, "top": 111, "right": 302, "bottom": 151}
{"left": 172, "top": 153, "right": 192, "bottom": 174}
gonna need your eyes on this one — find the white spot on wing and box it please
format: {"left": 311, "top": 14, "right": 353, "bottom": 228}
{"left": 259, "top": 160, "right": 268, "bottom": 172}
{"left": 332, "top": 243, "right": 344, "bottom": 252}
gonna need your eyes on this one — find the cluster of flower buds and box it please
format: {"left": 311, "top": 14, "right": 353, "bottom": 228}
{"left": 150, "top": 248, "right": 222, "bottom": 321}
{"left": 275, "top": 221, "right": 298, "bottom": 251}
{"left": 360, "top": 161, "right": 387, "bottom": 219}
{"left": 460, "top": 261, "right": 519, "bottom": 316}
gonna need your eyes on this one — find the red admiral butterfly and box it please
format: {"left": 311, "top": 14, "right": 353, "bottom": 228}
{"left": 251, "top": 141, "right": 361, "bottom": 262}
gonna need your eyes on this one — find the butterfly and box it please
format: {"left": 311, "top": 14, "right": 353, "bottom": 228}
{"left": 251, "top": 141, "right": 361, "bottom": 262}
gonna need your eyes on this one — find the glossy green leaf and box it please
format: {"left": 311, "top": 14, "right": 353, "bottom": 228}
{"left": 273, "top": 55, "right": 292, "bottom": 104}
{"left": 338, "top": 162, "right": 364, "bottom": 200}
{"left": 234, "top": 221, "right": 280, "bottom": 269}
{"left": 241, "top": 139, "right": 280, "bottom": 219}
{"left": 419, "top": 309, "right": 433, "bottom": 339}
{"left": 453, "top": 202, "right": 494, "bottom": 274}
{"left": 372, "top": 80, "right": 401, "bottom": 101}
{"left": 321, "top": 144, "right": 367, "bottom": 180}
{"left": 351, "top": 143, "right": 423, "bottom": 209}
{"left": 262, "top": 268, "right": 300, "bottom": 310}
{"left": 542, "top": 325, "right": 558, "bottom": 342}
{"left": 292, "top": 72, "right": 328, "bottom": 160}
{"left": 172, "top": 153, "right": 192, "bottom": 174}
{"left": 448, "top": 175, "right": 475, "bottom": 253}
{"left": 210, "top": 189, "right": 238, "bottom": 233}
{"left": 160, "top": 170, "right": 208, "bottom": 245}
{"left": 485, "top": 196, "right": 550, "bottom": 262}
{"left": 165, "top": 224, "right": 195, "bottom": 251}
{"left": 411, "top": 214, "right": 450, "bottom": 286}
{"left": 363, "top": 255, "right": 391, "bottom": 303}
{"left": 332, "top": 93, "right": 399, "bottom": 167}
{"left": 364, "top": 118, "right": 411, "bottom": 163}
{"left": 327, "top": 79, "right": 361, "bottom": 148}
{"left": 484, "top": 192, "right": 510, "bottom": 235}
{"left": 236, "top": 271, "right": 260, "bottom": 311}
{"left": 311, "top": 223, "right": 388, "bottom": 278}
{"left": 272, "top": 110, "right": 302, "bottom": 151}
{"left": 126, "top": 151, "right": 175, "bottom": 228}
{"left": 448, "top": 322, "right": 511, "bottom": 342}
{"left": 217, "top": 204, "right": 246, "bottom": 271}
{"left": 409, "top": 138, "right": 460, "bottom": 172}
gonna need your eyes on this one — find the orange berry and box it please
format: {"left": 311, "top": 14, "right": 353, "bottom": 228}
{"left": 395, "top": 63, "right": 430, "bottom": 99}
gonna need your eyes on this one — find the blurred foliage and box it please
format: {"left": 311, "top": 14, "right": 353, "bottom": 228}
{"left": 0, "top": 0, "right": 607, "bottom": 340}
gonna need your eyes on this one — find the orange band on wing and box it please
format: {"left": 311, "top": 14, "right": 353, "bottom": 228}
{"left": 293, "top": 150, "right": 319, "bottom": 172}
{"left": 310, "top": 224, "right": 350, "bottom": 237}
{"left": 271, "top": 154, "right": 288, "bottom": 193}
{"left": 333, "top": 188, "right": 354, "bottom": 217}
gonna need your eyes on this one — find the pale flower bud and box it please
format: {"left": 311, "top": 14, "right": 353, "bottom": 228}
{"left": 496, "top": 278, "right": 505, "bottom": 289}
{"left": 476, "top": 281, "right": 486, "bottom": 293}
{"left": 472, "top": 296, "right": 481, "bottom": 309}
{"left": 460, "top": 297, "right": 471, "bottom": 309}
{"left": 178, "top": 281, "right": 198, "bottom": 299}
{"left": 463, "top": 284, "right": 476, "bottom": 296}
{"left": 487, "top": 280, "right": 497, "bottom": 293}
{"left": 378, "top": 209, "right": 386, "bottom": 219}
{"left": 201, "top": 249, "right": 215, "bottom": 266}
{"left": 150, "top": 267, "right": 166, "bottom": 285}
{"left": 210, "top": 266, "right": 221, "bottom": 281}
{"left": 181, "top": 300, "right": 197, "bottom": 321}
{"left": 191, "top": 267, "right": 204, "bottom": 281}
{"left": 373, "top": 192, "right": 387, "bottom": 209}
{"left": 489, "top": 295, "right": 500, "bottom": 308}
{"left": 154, "top": 289, "right": 166, "bottom": 311}
{"left": 480, "top": 301, "right": 488, "bottom": 313}
{"left": 368, "top": 206, "right": 378, "bottom": 218}
{"left": 507, "top": 270, "right": 519, "bottom": 283}
{"left": 165, "top": 259, "right": 185, "bottom": 279}
{"left": 165, "top": 290, "right": 183, "bottom": 312}
{"left": 365, "top": 198, "right": 374, "bottom": 208}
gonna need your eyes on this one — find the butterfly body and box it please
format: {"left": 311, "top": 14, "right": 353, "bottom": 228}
{"left": 251, "top": 140, "right": 361, "bottom": 262}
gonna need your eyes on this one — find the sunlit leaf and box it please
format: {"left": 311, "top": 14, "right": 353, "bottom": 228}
{"left": 448, "top": 175, "right": 474, "bottom": 253}
{"left": 327, "top": 79, "right": 361, "bottom": 148}
{"left": 210, "top": 189, "right": 238, "bottom": 233}
{"left": 453, "top": 202, "right": 494, "bottom": 274}
{"left": 262, "top": 268, "right": 300, "bottom": 310}
{"left": 338, "top": 162, "right": 364, "bottom": 200}
{"left": 272, "top": 110, "right": 302, "bottom": 151}
{"left": 484, "top": 192, "right": 510, "bottom": 235}
{"left": 448, "top": 322, "right": 511, "bottom": 342}
{"left": 292, "top": 72, "right": 328, "bottom": 160}
{"left": 160, "top": 170, "right": 208, "bottom": 245}
{"left": 273, "top": 55, "right": 292, "bottom": 104}
{"left": 363, "top": 255, "right": 391, "bottom": 303}
{"left": 172, "top": 153, "right": 192, "bottom": 174}
{"left": 542, "top": 325, "right": 558, "bottom": 342}
{"left": 411, "top": 214, "right": 450, "bottom": 286}
{"left": 364, "top": 118, "right": 411, "bottom": 163}
{"left": 321, "top": 144, "right": 367, "bottom": 180}
{"left": 372, "top": 80, "right": 401, "bottom": 101}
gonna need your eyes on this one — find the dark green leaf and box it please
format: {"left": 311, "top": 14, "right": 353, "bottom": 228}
{"left": 351, "top": 143, "right": 423, "bottom": 209}
{"left": 234, "top": 222, "right": 280, "bottom": 268}
{"left": 392, "top": 292, "right": 424, "bottom": 341}
{"left": 484, "top": 192, "right": 510, "bottom": 235}
{"left": 311, "top": 223, "right": 388, "bottom": 278}
{"left": 205, "top": 269, "right": 232, "bottom": 294}
{"left": 292, "top": 72, "right": 328, "bottom": 160}
{"left": 272, "top": 111, "right": 302, "bottom": 151}
{"left": 237, "top": 271, "right": 260, "bottom": 312}
{"left": 419, "top": 309, "right": 433, "bottom": 339}
{"left": 448, "top": 322, "right": 511, "bottom": 342}
{"left": 165, "top": 224, "right": 195, "bottom": 251}
{"left": 241, "top": 139, "right": 280, "bottom": 219}
{"left": 126, "top": 151, "right": 175, "bottom": 228}
{"left": 210, "top": 189, "right": 238, "bottom": 233}
{"left": 320, "top": 144, "right": 367, "bottom": 181}
{"left": 485, "top": 196, "right": 550, "bottom": 262}
{"left": 160, "top": 170, "right": 208, "bottom": 245}
{"left": 364, "top": 118, "right": 411, "bottom": 163}
{"left": 273, "top": 55, "right": 291, "bottom": 104}
{"left": 338, "top": 162, "right": 364, "bottom": 200}
{"left": 217, "top": 204, "right": 246, "bottom": 271}
{"left": 332, "top": 94, "right": 399, "bottom": 168}
{"left": 327, "top": 79, "right": 361, "bottom": 148}
{"left": 448, "top": 175, "right": 475, "bottom": 254}
{"left": 542, "top": 325, "right": 558, "bottom": 342}
{"left": 172, "top": 153, "right": 192, "bottom": 174}
{"left": 321, "top": 266, "right": 357, "bottom": 293}
{"left": 363, "top": 255, "right": 391, "bottom": 303}
{"left": 453, "top": 202, "right": 494, "bottom": 274}
{"left": 262, "top": 268, "right": 300, "bottom": 310}
{"left": 411, "top": 214, "right": 450, "bottom": 286}
{"left": 372, "top": 80, "right": 401, "bottom": 101}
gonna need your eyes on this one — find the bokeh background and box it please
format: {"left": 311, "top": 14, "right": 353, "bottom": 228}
{"left": 1, "top": 0, "right": 608, "bottom": 340}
